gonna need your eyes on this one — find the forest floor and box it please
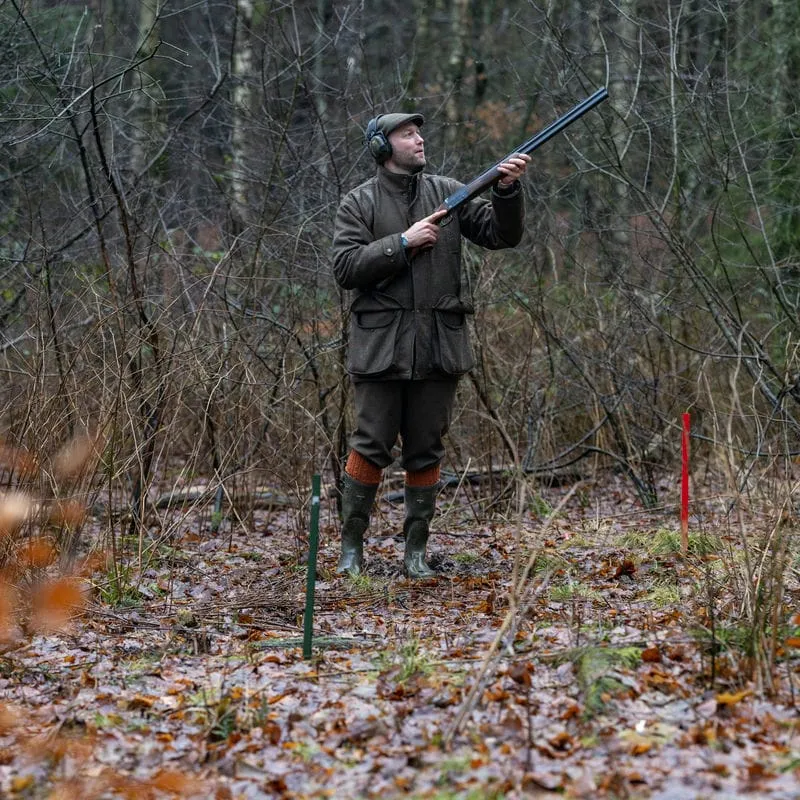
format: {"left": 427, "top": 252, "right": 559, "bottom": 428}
{"left": 2, "top": 470, "right": 800, "bottom": 799}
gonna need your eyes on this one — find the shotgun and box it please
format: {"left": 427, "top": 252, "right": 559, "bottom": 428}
{"left": 440, "top": 87, "right": 609, "bottom": 215}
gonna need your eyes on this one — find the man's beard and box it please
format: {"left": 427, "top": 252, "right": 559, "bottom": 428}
{"left": 394, "top": 152, "right": 425, "bottom": 174}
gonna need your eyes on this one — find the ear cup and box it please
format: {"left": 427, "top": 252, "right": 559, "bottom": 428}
{"left": 366, "top": 116, "right": 392, "bottom": 163}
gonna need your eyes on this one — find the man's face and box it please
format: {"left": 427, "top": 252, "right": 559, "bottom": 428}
{"left": 385, "top": 123, "right": 425, "bottom": 174}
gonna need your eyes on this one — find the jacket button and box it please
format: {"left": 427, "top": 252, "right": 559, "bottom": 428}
{"left": 386, "top": 247, "right": 393, "bottom": 254}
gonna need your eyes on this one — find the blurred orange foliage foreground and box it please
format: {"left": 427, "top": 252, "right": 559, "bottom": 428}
{"left": 0, "top": 430, "right": 105, "bottom": 644}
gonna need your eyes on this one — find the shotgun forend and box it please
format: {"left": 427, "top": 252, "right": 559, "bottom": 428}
{"left": 440, "top": 87, "right": 609, "bottom": 215}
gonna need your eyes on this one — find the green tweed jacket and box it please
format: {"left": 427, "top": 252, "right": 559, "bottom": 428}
{"left": 332, "top": 166, "right": 525, "bottom": 381}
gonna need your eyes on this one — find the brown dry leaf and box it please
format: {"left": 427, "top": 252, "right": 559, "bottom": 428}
{"left": 261, "top": 719, "right": 281, "bottom": 745}
{"left": 48, "top": 499, "right": 87, "bottom": 529}
{"left": 0, "top": 441, "right": 38, "bottom": 478}
{"left": 641, "top": 645, "right": 662, "bottom": 663}
{"left": 126, "top": 694, "right": 156, "bottom": 711}
{"left": 0, "top": 702, "right": 20, "bottom": 732}
{"left": 48, "top": 779, "right": 108, "bottom": 800}
{"left": 52, "top": 431, "right": 105, "bottom": 482}
{"left": 31, "top": 577, "right": 87, "bottom": 631}
{"left": 614, "top": 558, "right": 637, "bottom": 578}
{"left": 0, "top": 491, "right": 34, "bottom": 539}
{"left": 522, "top": 771, "right": 563, "bottom": 791}
{"left": 149, "top": 769, "right": 204, "bottom": 795}
{"left": 0, "top": 582, "right": 19, "bottom": 641}
{"left": 621, "top": 732, "right": 653, "bottom": 756}
{"left": 104, "top": 773, "right": 154, "bottom": 800}
{"left": 508, "top": 661, "right": 534, "bottom": 687}
{"left": 17, "top": 537, "right": 57, "bottom": 569}
{"left": 74, "top": 550, "right": 109, "bottom": 577}
{"left": 547, "top": 731, "right": 577, "bottom": 752}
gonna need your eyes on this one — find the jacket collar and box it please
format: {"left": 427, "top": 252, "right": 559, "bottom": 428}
{"left": 376, "top": 165, "right": 421, "bottom": 195}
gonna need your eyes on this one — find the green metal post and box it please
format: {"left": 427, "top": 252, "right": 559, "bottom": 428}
{"left": 303, "top": 474, "right": 321, "bottom": 659}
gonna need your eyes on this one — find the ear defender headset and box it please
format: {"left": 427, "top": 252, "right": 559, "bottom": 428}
{"left": 366, "top": 115, "right": 392, "bottom": 163}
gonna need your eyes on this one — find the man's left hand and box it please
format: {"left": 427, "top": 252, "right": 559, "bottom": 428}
{"left": 497, "top": 153, "right": 531, "bottom": 187}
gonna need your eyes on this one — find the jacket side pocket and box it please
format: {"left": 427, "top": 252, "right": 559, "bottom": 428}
{"left": 347, "top": 294, "right": 403, "bottom": 377}
{"left": 432, "top": 294, "right": 475, "bottom": 375}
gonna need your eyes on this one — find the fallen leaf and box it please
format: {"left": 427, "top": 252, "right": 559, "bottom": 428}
{"left": 614, "top": 559, "right": 636, "bottom": 578}
{"left": 11, "top": 775, "right": 35, "bottom": 792}
{"left": 0, "top": 703, "right": 20, "bottom": 732}
{"left": 149, "top": 768, "right": 203, "bottom": 795}
{"left": 0, "top": 582, "right": 18, "bottom": 640}
{"left": 508, "top": 661, "right": 534, "bottom": 687}
{"left": 522, "top": 770, "right": 563, "bottom": 790}
{"left": 126, "top": 694, "right": 156, "bottom": 711}
{"left": 31, "top": 577, "right": 87, "bottom": 631}
{"left": 716, "top": 689, "right": 753, "bottom": 707}
{"left": 641, "top": 646, "right": 661, "bottom": 663}
{"left": 16, "top": 537, "right": 57, "bottom": 568}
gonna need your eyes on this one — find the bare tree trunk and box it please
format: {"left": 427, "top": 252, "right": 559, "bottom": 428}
{"left": 231, "top": 0, "right": 255, "bottom": 230}
{"left": 589, "top": 0, "right": 636, "bottom": 268}
{"left": 128, "top": 0, "right": 162, "bottom": 178}
{"left": 443, "top": 0, "right": 471, "bottom": 150}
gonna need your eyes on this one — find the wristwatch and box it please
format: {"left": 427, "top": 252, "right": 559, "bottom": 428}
{"left": 400, "top": 234, "right": 409, "bottom": 249}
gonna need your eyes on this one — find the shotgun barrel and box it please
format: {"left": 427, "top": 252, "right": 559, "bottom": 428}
{"left": 440, "top": 87, "right": 609, "bottom": 215}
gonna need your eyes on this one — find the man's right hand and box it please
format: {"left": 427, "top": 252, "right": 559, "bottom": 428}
{"left": 403, "top": 208, "right": 449, "bottom": 251}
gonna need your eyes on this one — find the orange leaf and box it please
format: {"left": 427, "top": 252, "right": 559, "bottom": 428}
{"left": 716, "top": 689, "right": 753, "bottom": 706}
{"left": 32, "top": 577, "right": 86, "bottom": 631}
{"left": 0, "top": 582, "right": 18, "bottom": 641}
{"left": 785, "top": 637, "right": 800, "bottom": 648}
{"left": 0, "top": 702, "right": 19, "bottom": 733}
{"left": 16, "top": 537, "right": 57, "bottom": 568}
{"left": 150, "top": 769, "right": 202, "bottom": 794}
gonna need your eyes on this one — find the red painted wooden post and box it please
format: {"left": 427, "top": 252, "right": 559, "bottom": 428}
{"left": 681, "top": 413, "right": 690, "bottom": 555}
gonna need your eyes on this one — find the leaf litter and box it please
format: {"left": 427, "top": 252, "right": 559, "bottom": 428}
{"left": 0, "top": 470, "right": 799, "bottom": 798}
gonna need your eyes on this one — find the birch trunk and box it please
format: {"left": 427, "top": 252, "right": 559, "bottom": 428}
{"left": 231, "top": 0, "right": 255, "bottom": 229}
{"left": 128, "top": 0, "right": 162, "bottom": 178}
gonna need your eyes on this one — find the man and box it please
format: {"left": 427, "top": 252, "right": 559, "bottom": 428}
{"left": 332, "top": 111, "right": 529, "bottom": 578}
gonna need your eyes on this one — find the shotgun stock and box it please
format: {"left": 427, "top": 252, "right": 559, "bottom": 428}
{"left": 440, "top": 87, "right": 609, "bottom": 215}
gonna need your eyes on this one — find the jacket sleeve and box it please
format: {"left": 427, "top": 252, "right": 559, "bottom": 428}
{"left": 332, "top": 191, "right": 408, "bottom": 291}
{"left": 454, "top": 180, "right": 526, "bottom": 249}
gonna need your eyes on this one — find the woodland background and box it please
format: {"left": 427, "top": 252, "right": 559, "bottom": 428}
{"left": 1, "top": 0, "right": 799, "bottom": 511}
{"left": 2, "top": 1, "right": 800, "bottom": 798}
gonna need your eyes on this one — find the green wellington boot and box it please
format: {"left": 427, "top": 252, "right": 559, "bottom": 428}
{"left": 336, "top": 474, "right": 378, "bottom": 576}
{"left": 403, "top": 484, "right": 438, "bottom": 579}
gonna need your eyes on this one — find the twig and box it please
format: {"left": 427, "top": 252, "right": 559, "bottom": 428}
{"left": 443, "top": 481, "right": 582, "bottom": 746}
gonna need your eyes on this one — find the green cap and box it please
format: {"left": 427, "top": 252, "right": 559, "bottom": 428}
{"left": 374, "top": 112, "right": 424, "bottom": 137}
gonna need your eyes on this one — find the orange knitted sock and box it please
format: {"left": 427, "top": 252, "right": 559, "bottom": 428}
{"left": 405, "top": 464, "right": 441, "bottom": 488}
{"left": 345, "top": 450, "right": 382, "bottom": 485}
